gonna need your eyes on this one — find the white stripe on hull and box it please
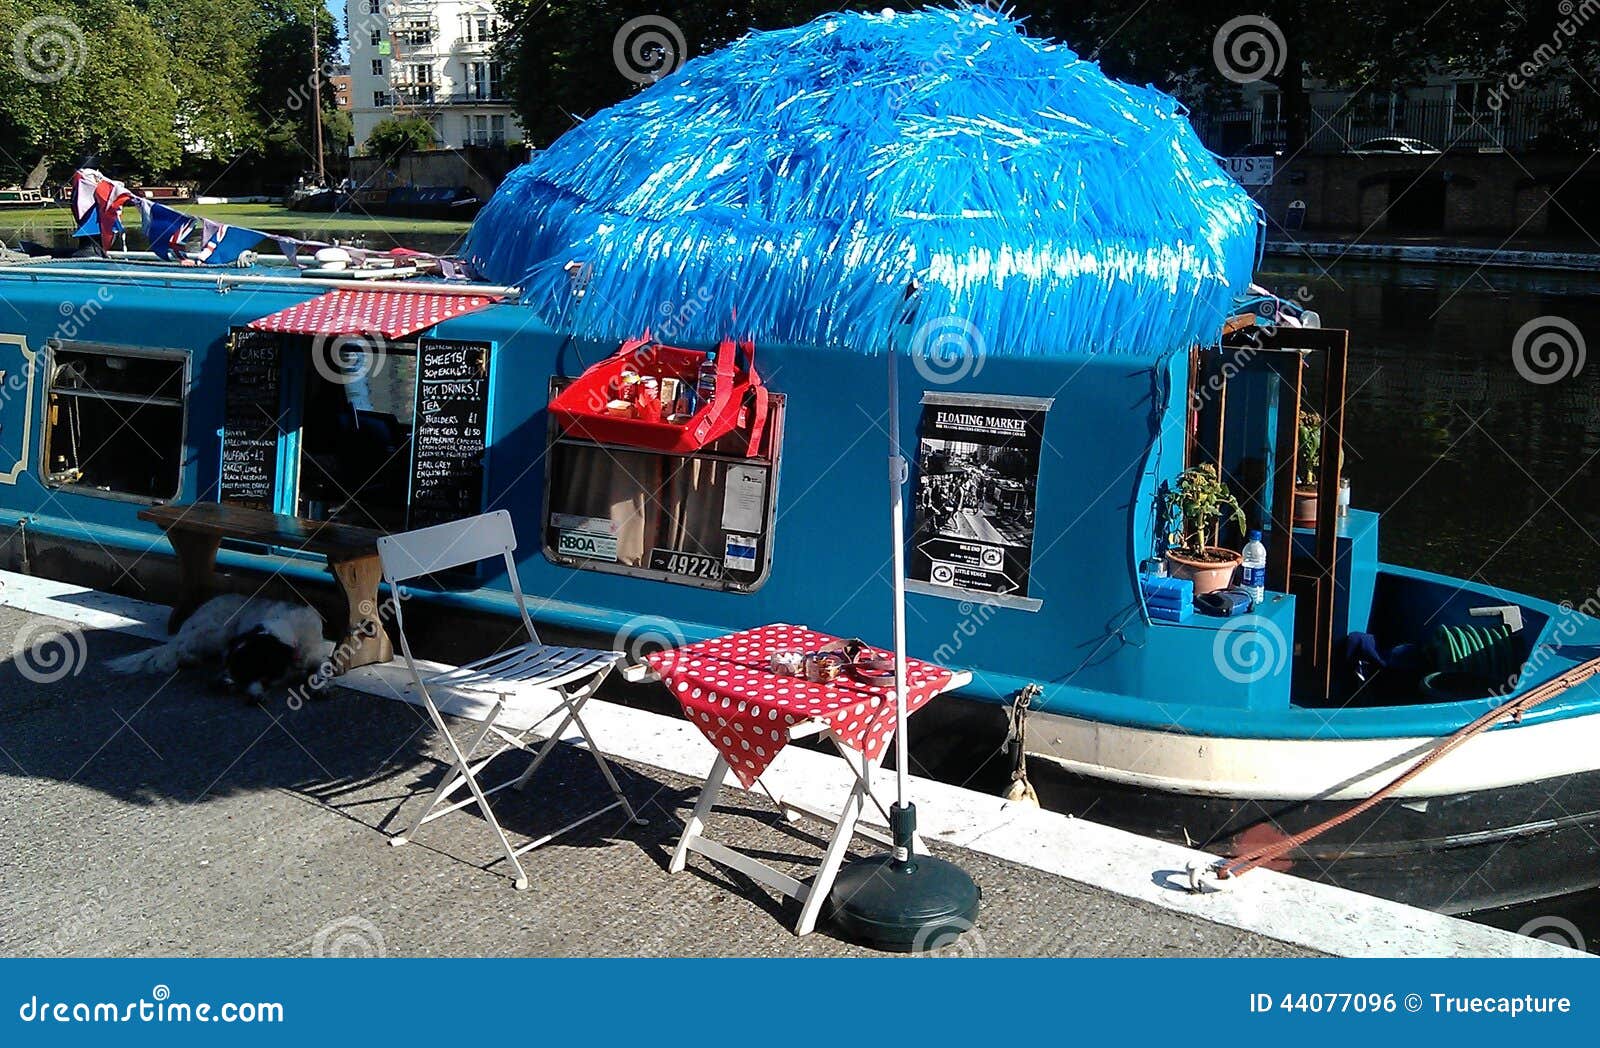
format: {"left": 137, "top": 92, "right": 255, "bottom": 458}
{"left": 1027, "top": 708, "right": 1600, "bottom": 801}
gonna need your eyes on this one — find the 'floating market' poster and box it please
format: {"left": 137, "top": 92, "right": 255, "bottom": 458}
{"left": 908, "top": 392, "right": 1051, "bottom": 611}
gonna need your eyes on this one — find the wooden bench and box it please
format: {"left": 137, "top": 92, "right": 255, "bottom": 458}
{"left": 137, "top": 502, "right": 394, "bottom": 672}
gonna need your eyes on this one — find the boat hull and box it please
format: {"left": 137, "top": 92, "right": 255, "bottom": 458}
{"left": 1016, "top": 706, "right": 1600, "bottom": 914}
{"left": 1030, "top": 761, "right": 1600, "bottom": 915}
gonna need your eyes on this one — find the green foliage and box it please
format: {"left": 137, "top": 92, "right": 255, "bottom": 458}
{"left": 0, "top": 0, "right": 180, "bottom": 181}
{"left": 143, "top": 0, "right": 262, "bottom": 159}
{"left": 1164, "top": 463, "right": 1246, "bottom": 555}
{"left": 495, "top": 0, "right": 877, "bottom": 148}
{"left": 490, "top": 2, "right": 1594, "bottom": 153}
{"left": 1297, "top": 409, "right": 1323, "bottom": 488}
{"left": 365, "top": 115, "right": 438, "bottom": 158}
{"left": 0, "top": 0, "right": 337, "bottom": 184}
{"left": 250, "top": 0, "right": 341, "bottom": 181}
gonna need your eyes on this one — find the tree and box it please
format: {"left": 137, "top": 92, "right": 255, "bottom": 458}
{"left": 496, "top": 0, "right": 869, "bottom": 147}
{"left": 249, "top": 0, "right": 342, "bottom": 185}
{"left": 0, "top": 0, "right": 181, "bottom": 182}
{"left": 493, "top": 2, "right": 1548, "bottom": 155}
{"left": 366, "top": 115, "right": 438, "bottom": 158}
{"left": 0, "top": 0, "right": 340, "bottom": 186}
{"left": 140, "top": 0, "right": 265, "bottom": 160}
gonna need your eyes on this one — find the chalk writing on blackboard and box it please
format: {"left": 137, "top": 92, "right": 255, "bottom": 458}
{"left": 219, "top": 328, "right": 281, "bottom": 509}
{"left": 411, "top": 339, "right": 491, "bottom": 528}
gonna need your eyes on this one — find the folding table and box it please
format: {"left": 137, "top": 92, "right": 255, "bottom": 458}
{"left": 637, "top": 623, "right": 968, "bottom": 935}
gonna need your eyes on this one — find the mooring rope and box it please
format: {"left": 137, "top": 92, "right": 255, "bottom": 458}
{"left": 1197, "top": 653, "right": 1600, "bottom": 886}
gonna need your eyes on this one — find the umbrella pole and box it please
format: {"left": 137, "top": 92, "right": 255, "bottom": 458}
{"left": 822, "top": 346, "right": 981, "bottom": 951}
{"left": 887, "top": 345, "right": 911, "bottom": 841}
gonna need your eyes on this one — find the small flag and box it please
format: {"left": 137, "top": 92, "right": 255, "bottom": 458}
{"left": 136, "top": 198, "right": 194, "bottom": 261}
{"left": 193, "top": 218, "right": 267, "bottom": 265}
{"left": 70, "top": 169, "right": 132, "bottom": 251}
{"left": 71, "top": 211, "right": 119, "bottom": 239}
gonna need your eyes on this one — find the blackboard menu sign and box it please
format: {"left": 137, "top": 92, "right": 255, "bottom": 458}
{"left": 411, "top": 338, "right": 492, "bottom": 528}
{"left": 219, "top": 328, "right": 282, "bottom": 509}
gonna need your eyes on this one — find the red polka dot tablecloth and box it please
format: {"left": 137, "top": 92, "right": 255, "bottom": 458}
{"left": 645, "top": 624, "right": 954, "bottom": 787}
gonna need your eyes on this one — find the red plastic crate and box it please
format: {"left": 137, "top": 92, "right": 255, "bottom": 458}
{"left": 549, "top": 336, "right": 765, "bottom": 455}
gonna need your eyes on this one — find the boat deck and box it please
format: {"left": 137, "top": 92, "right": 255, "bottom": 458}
{"left": 0, "top": 572, "right": 1573, "bottom": 957}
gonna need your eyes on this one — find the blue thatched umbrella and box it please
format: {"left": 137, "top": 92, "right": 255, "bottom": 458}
{"left": 467, "top": 5, "right": 1260, "bottom": 948}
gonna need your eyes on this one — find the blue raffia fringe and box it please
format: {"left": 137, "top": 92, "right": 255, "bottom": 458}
{"left": 466, "top": 5, "right": 1262, "bottom": 359}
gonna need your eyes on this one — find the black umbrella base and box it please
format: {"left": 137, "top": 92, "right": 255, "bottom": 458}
{"left": 824, "top": 804, "right": 981, "bottom": 952}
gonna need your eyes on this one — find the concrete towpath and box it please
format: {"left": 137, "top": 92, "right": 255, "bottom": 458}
{"left": 0, "top": 572, "right": 1575, "bottom": 958}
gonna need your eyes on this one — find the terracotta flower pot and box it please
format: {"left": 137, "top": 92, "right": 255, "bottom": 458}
{"left": 1293, "top": 486, "right": 1318, "bottom": 526}
{"left": 1164, "top": 547, "right": 1242, "bottom": 596}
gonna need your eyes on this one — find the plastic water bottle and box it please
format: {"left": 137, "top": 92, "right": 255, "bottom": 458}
{"left": 696, "top": 352, "right": 719, "bottom": 403}
{"left": 1241, "top": 529, "right": 1267, "bottom": 607}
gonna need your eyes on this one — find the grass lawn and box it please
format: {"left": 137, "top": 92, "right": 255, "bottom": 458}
{"left": 0, "top": 202, "right": 472, "bottom": 248}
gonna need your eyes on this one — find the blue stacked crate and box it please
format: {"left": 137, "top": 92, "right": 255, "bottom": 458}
{"left": 1141, "top": 574, "right": 1194, "bottom": 623}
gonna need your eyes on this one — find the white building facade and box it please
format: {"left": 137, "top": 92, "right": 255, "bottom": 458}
{"left": 346, "top": 0, "right": 524, "bottom": 152}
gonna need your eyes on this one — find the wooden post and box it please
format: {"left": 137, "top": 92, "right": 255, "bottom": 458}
{"left": 311, "top": 8, "right": 325, "bottom": 185}
{"left": 1266, "top": 353, "right": 1303, "bottom": 595}
{"left": 1311, "top": 331, "right": 1349, "bottom": 696}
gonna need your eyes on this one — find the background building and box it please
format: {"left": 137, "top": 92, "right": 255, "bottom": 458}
{"left": 1191, "top": 76, "right": 1575, "bottom": 156}
{"left": 329, "top": 62, "right": 353, "bottom": 112}
{"left": 1186, "top": 74, "right": 1593, "bottom": 239}
{"left": 346, "top": 0, "right": 523, "bottom": 152}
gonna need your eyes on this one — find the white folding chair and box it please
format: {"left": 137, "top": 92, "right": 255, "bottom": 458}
{"left": 378, "top": 510, "right": 644, "bottom": 890}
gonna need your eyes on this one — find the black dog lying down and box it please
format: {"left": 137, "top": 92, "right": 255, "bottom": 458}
{"left": 108, "top": 595, "right": 333, "bottom": 700}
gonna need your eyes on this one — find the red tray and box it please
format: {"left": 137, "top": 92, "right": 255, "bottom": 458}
{"left": 549, "top": 336, "right": 764, "bottom": 455}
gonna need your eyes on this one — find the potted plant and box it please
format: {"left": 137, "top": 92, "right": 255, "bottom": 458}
{"left": 1294, "top": 409, "right": 1321, "bottom": 526}
{"left": 1162, "top": 463, "right": 1247, "bottom": 595}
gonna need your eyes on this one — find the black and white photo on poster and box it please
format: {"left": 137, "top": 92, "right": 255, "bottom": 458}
{"left": 908, "top": 392, "right": 1050, "bottom": 610}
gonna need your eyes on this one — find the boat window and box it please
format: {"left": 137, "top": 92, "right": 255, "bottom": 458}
{"left": 42, "top": 344, "right": 186, "bottom": 501}
{"left": 295, "top": 339, "right": 419, "bottom": 532}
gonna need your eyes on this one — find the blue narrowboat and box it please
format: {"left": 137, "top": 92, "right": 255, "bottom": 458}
{"left": 2, "top": 7, "right": 1598, "bottom": 915}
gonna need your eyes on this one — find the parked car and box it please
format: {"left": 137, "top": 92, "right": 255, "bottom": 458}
{"left": 1351, "top": 136, "right": 1440, "bottom": 155}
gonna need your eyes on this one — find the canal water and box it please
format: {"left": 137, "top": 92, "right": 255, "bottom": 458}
{"left": 1255, "top": 258, "right": 1600, "bottom": 951}
{"left": 0, "top": 217, "right": 464, "bottom": 258}
{"left": 1256, "top": 258, "right": 1600, "bottom": 607}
